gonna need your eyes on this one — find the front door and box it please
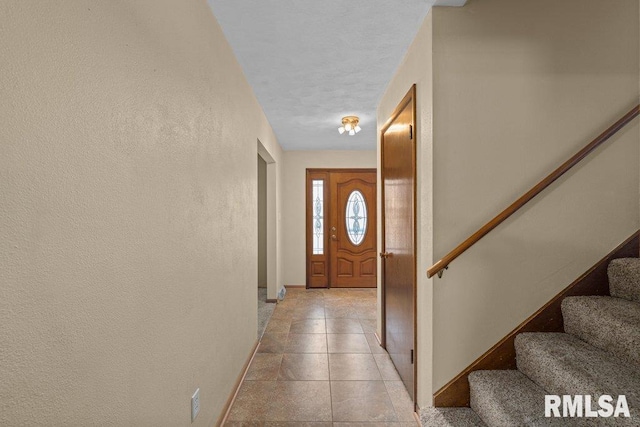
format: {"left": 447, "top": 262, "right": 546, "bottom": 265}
{"left": 306, "top": 169, "right": 376, "bottom": 288}
{"left": 381, "top": 86, "right": 416, "bottom": 401}
{"left": 330, "top": 171, "right": 377, "bottom": 288}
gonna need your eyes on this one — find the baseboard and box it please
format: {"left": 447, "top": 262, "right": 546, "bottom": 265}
{"left": 216, "top": 339, "right": 260, "bottom": 426}
{"left": 265, "top": 298, "right": 278, "bottom": 303}
{"left": 433, "top": 230, "right": 639, "bottom": 408}
{"left": 413, "top": 409, "right": 421, "bottom": 425}
{"left": 285, "top": 285, "right": 305, "bottom": 288}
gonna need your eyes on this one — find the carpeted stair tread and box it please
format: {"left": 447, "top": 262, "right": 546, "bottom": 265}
{"left": 420, "top": 407, "right": 487, "bottom": 427}
{"left": 562, "top": 296, "right": 640, "bottom": 366}
{"left": 515, "top": 332, "right": 640, "bottom": 423}
{"left": 469, "top": 370, "right": 569, "bottom": 426}
{"left": 608, "top": 258, "right": 640, "bottom": 303}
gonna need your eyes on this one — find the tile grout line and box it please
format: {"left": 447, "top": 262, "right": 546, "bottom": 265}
{"left": 326, "top": 327, "right": 335, "bottom": 423}
{"left": 382, "top": 377, "right": 403, "bottom": 423}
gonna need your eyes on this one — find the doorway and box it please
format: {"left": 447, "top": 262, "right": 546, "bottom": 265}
{"left": 380, "top": 86, "right": 417, "bottom": 402}
{"left": 257, "top": 139, "right": 278, "bottom": 302}
{"left": 258, "top": 155, "right": 267, "bottom": 291}
{"left": 306, "top": 169, "right": 377, "bottom": 288}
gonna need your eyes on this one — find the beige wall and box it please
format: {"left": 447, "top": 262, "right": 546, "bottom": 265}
{"left": 282, "top": 150, "right": 377, "bottom": 286}
{"left": 0, "top": 1, "right": 283, "bottom": 425}
{"left": 379, "top": 0, "right": 639, "bottom": 408}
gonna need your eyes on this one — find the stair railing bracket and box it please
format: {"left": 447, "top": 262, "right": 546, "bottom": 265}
{"left": 437, "top": 266, "right": 449, "bottom": 279}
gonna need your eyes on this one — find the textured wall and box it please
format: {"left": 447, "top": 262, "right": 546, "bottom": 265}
{"left": 281, "top": 150, "right": 377, "bottom": 286}
{"left": 430, "top": 0, "right": 639, "bottom": 392}
{"left": 378, "top": 0, "right": 639, "bottom": 408}
{"left": 0, "top": 1, "right": 283, "bottom": 425}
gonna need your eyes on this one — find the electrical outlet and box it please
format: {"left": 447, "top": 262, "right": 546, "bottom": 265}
{"left": 191, "top": 388, "right": 200, "bottom": 422}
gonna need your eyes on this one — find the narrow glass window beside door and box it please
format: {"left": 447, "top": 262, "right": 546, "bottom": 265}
{"left": 312, "top": 179, "right": 324, "bottom": 254}
{"left": 345, "top": 190, "right": 367, "bottom": 245}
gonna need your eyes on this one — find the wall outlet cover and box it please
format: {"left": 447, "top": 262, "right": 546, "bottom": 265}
{"left": 191, "top": 388, "right": 200, "bottom": 422}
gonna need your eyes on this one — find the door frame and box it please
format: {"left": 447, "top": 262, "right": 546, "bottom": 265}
{"left": 305, "top": 168, "right": 377, "bottom": 288}
{"left": 258, "top": 139, "right": 279, "bottom": 302}
{"left": 379, "top": 85, "right": 417, "bottom": 404}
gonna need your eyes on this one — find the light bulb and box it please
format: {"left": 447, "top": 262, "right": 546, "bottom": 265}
{"left": 338, "top": 126, "right": 345, "bottom": 134}
{"left": 345, "top": 123, "right": 352, "bottom": 131}
{"left": 354, "top": 125, "right": 361, "bottom": 133}
{"left": 349, "top": 129, "right": 355, "bottom": 136}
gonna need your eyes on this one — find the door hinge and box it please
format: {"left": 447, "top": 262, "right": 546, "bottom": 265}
{"left": 410, "top": 349, "right": 414, "bottom": 364}
{"left": 409, "top": 125, "right": 413, "bottom": 140}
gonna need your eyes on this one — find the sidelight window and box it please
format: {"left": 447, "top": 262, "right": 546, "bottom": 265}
{"left": 312, "top": 180, "right": 324, "bottom": 254}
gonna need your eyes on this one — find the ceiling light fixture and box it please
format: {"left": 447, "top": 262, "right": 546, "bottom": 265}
{"left": 338, "top": 116, "right": 361, "bottom": 136}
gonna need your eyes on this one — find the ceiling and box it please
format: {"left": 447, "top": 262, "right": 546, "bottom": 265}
{"left": 208, "top": 0, "right": 466, "bottom": 151}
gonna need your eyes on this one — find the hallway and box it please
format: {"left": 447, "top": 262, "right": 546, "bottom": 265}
{"left": 225, "top": 288, "right": 418, "bottom": 425}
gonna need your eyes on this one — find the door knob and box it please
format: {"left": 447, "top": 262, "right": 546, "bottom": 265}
{"left": 331, "top": 235, "right": 337, "bottom": 240}
{"left": 380, "top": 252, "right": 392, "bottom": 259}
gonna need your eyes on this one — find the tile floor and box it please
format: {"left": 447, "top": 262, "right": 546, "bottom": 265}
{"left": 226, "top": 287, "right": 419, "bottom": 426}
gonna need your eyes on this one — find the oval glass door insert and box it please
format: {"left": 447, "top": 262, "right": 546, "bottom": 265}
{"left": 345, "top": 190, "right": 367, "bottom": 245}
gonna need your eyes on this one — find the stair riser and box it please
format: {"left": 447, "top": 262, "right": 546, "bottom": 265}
{"left": 608, "top": 258, "right": 640, "bottom": 303}
{"left": 561, "top": 297, "right": 640, "bottom": 366}
{"left": 420, "top": 407, "right": 486, "bottom": 427}
{"left": 469, "top": 370, "right": 551, "bottom": 427}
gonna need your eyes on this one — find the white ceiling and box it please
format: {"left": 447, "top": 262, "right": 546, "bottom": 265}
{"left": 208, "top": 0, "right": 466, "bottom": 151}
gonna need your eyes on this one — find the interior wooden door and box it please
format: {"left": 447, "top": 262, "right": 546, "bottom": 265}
{"left": 329, "top": 171, "right": 377, "bottom": 288}
{"left": 381, "top": 86, "right": 416, "bottom": 400}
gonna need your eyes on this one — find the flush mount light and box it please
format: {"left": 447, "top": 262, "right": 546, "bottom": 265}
{"left": 338, "top": 116, "right": 361, "bottom": 136}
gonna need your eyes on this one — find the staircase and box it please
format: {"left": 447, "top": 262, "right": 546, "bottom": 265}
{"left": 421, "top": 258, "right": 640, "bottom": 426}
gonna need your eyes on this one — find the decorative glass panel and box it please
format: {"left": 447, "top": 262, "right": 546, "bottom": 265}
{"left": 345, "top": 190, "right": 367, "bottom": 245}
{"left": 312, "top": 180, "right": 324, "bottom": 254}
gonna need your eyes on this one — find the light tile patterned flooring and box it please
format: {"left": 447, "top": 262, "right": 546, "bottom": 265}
{"left": 226, "top": 288, "right": 418, "bottom": 426}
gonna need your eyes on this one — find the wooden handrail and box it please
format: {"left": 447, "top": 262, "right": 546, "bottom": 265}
{"left": 427, "top": 104, "right": 640, "bottom": 279}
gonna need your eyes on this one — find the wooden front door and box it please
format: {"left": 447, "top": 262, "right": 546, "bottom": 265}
{"left": 306, "top": 169, "right": 376, "bottom": 288}
{"left": 381, "top": 86, "right": 416, "bottom": 401}
{"left": 330, "top": 171, "right": 377, "bottom": 288}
